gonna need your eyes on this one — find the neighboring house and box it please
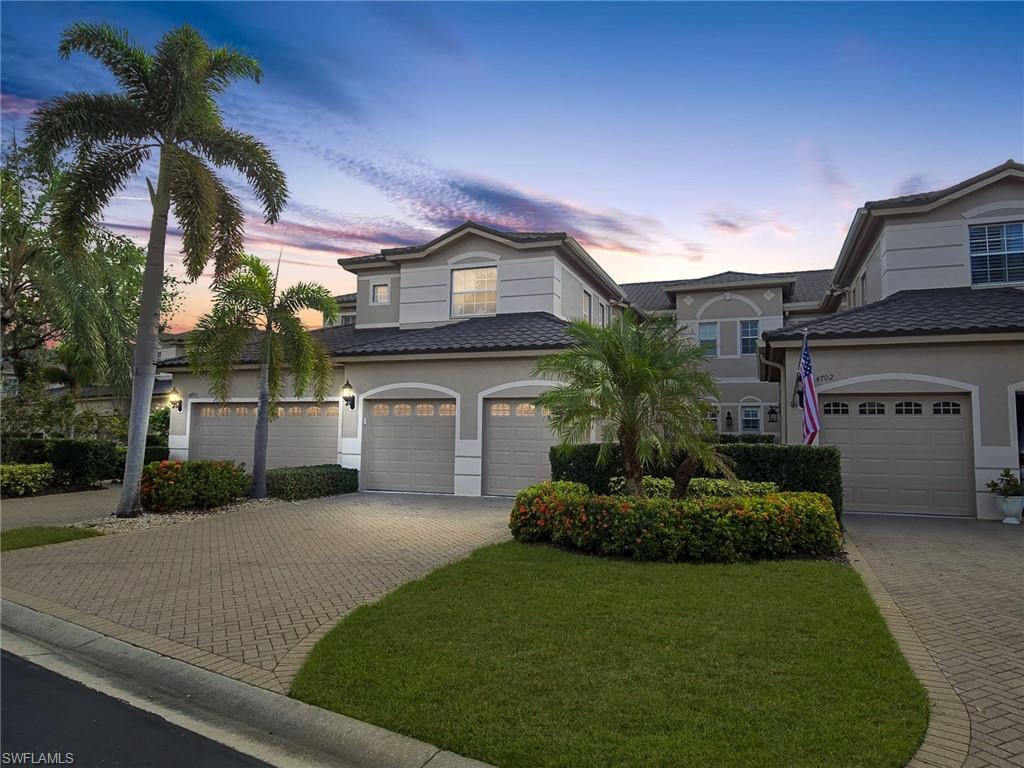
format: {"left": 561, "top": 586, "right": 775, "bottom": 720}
{"left": 324, "top": 293, "right": 356, "bottom": 327}
{"left": 158, "top": 163, "right": 1024, "bottom": 518}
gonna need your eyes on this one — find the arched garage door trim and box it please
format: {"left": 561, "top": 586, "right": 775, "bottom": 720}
{"left": 476, "top": 379, "right": 559, "bottom": 446}
{"left": 356, "top": 382, "right": 461, "bottom": 447}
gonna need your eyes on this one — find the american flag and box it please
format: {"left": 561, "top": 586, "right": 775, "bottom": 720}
{"left": 799, "top": 333, "right": 820, "bottom": 445}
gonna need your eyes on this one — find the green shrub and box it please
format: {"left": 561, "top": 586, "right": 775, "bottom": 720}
{"left": 715, "top": 433, "right": 777, "bottom": 444}
{"left": 608, "top": 476, "right": 675, "bottom": 498}
{"left": 510, "top": 482, "right": 840, "bottom": 563}
{"left": 4, "top": 438, "right": 119, "bottom": 486}
{"left": 550, "top": 443, "right": 843, "bottom": 520}
{"left": 0, "top": 463, "right": 55, "bottom": 497}
{"left": 140, "top": 459, "right": 251, "bottom": 513}
{"left": 687, "top": 478, "right": 778, "bottom": 497}
{"left": 265, "top": 465, "right": 359, "bottom": 501}
{"left": 109, "top": 444, "right": 170, "bottom": 481}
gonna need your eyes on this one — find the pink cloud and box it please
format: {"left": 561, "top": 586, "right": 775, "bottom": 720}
{"left": 0, "top": 92, "right": 39, "bottom": 117}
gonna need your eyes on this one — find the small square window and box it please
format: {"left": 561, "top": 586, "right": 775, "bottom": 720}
{"left": 489, "top": 403, "right": 511, "bottom": 416}
{"left": 415, "top": 403, "right": 435, "bottom": 416}
{"left": 439, "top": 403, "right": 456, "bottom": 417}
{"left": 371, "top": 283, "right": 390, "bottom": 305}
{"left": 515, "top": 403, "right": 537, "bottom": 417}
{"left": 823, "top": 401, "right": 849, "bottom": 416}
{"left": 393, "top": 403, "right": 412, "bottom": 416}
{"left": 371, "top": 403, "right": 389, "bottom": 417}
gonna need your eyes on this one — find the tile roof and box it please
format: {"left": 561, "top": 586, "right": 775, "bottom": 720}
{"left": 864, "top": 159, "right": 1022, "bottom": 210}
{"left": 158, "top": 313, "right": 572, "bottom": 365}
{"left": 621, "top": 268, "right": 834, "bottom": 311}
{"left": 337, "top": 221, "right": 567, "bottom": 267}
{"left": 766, "top": 287, "right": 1024, "bottom": 341}
{"left": 334, "top": 292, "right": 356, "bottom": 304}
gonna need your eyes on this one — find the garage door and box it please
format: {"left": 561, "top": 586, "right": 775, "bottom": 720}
{"left": 483, "top": 398, "right": 559, "bottom": 496}
{"left": 190, "top": 402, "right": 340, "bottom": 469}
{"left": 363, "top": 400, "right": 455, "bottom": 493}
{"left": 819, "top": 394, "right": 972, "bottom": 516}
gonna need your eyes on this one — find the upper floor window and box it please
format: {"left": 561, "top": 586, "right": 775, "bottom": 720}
{"left": 338, "top": 314, "right": 355, "bottom": 326}
{"left": 583, "top": 291, "right": 593, "bottom": 322}
{"left": 740, "top": 320, "right": 759, "bottom": 355}
{"left": 599, "top": 303, "right": 606, "bottom": 326}
{"left": 452, "top": 267, "right": 497, "bottom": 316}
{"left": 371, "top": 282, "right": 390, "bottom": 305}
{"left": 858, "top": 274, "right": 867, "bottom": 305}
{"left": 970, "top": 221, "right": 1024, "bottom": 285}
{"left": 698, "top": 322, "right": 718, "bottom": 356}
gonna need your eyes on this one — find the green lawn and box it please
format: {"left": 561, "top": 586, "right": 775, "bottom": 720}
{"left": 291, "top": 542, "right": 927, "bottom": 768}
{"left": 0, "top": 526, "right": 104, "bottom": 551}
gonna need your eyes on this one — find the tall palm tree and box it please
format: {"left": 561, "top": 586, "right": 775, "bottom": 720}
{"left": 535, "top": 310, "right": 729, "bottom": 496}
{"left": 187, "top": 255, "right": 337, "bottom": 498}
{"left": 27, "top": 23, "right": 288, "bottom": 516}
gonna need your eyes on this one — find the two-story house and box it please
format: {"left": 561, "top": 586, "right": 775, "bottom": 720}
{"left": 160, "top": 162, "right": 1024, "bottom": 517}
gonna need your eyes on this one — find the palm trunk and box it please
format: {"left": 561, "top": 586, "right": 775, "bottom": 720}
{"left": 115, "top": 149, "right": 170, "bottom": 517}
{"left": 619, "top": 428, "right": 644, "bottom": 496}
{"left": 250, "top": 356, "right": 270, "bottom": 499}
{"left": 671, "top": 455, "right": 700, "bottom": 500}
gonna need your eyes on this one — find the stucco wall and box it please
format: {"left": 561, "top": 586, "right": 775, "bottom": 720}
{"left": 778, "top": 338, "right": 1024, "bottom": 518}
{"left": 356, "top": 272, "right": 400, "bottom": 327}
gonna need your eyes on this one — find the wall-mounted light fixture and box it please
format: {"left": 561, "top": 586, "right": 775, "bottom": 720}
{"left": 341, "top": 380, "right": 356, "bottom": 410}
{"left": 767, "top": 406, "right": 779, "bottom": 424}
{"left": 725, "top": 410, "right": 733, "bottom": 429}
{"left": 168, "top": 387, "right": 183, "bottom": 413}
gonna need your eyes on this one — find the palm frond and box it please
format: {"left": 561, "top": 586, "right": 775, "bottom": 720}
{"left": 150, "top": 24, "right": 210, "bottom": 131}
{"left": 183, "top": 125, "right": 287, "bottom": 223}
{"left": 205, "top": 47, "right": 262, "bottom": 91}
{"left": 26, "top": 94, "right": 151, "bottom": 169}
{"left": 187, "top": 305, "right": 258, "bottom": 402}
{"left": 58, "top": 23, "right": 152, "bottom": 101}
{"left": 166, "top": 147, "right": 217, "bottom": 279}
{"left": 211, "top": 177, "right": 245, "bottom": 276}
{"left": 277, "top": 282, "right": 339, "bottom": 325}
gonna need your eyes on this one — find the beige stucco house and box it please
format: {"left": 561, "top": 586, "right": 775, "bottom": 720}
{"left": 160, "top": 162, "right": 1024, "bottom": 518}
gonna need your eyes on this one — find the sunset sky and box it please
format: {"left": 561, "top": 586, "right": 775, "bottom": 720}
{"left": 2, "top": 1, "right": 1021, "bottom": 331}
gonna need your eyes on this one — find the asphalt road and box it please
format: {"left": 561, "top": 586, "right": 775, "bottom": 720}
{"left": 1, "top": 651, "right": 272, "bottom": 767}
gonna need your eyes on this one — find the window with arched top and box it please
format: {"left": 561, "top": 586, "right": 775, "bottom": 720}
{"left": 439, "top": 403, "right": 456, "bottom": 417}
{"left": 275, "top": 406, "right": 284, "bottom": 417}
{"left": 393, "top": 403, "right": 412, "bottom": 416}
{"left": 515, "top": 403, "right": 536, "bottom": 417}
{"left": 894, "top": 401, "right": 922, "bottom": 416}
{"left": 288, "top": 406, "right": 303, "bottom": 417}
{"left": 306, "top": 406, "right": 321, "bottom": 417}
{"left": 540, "top": 406, "right": 552, "bottom": 417}
{"left": 218, "top": 406, "right": 231, "bottom": 417}
{"left": 200, "top": 406, "right": 215, "bottom": 417}
{"left": 823, "top": 401, "right": 849, "bottom": 416}
{"left": 235, "top": 406, "right": 249, "bottom": 417}
{"left": 371, "top": 403, "right": 389, "bottom": 417}
{"left": 415, "top": 403, "right": 435, "bottom": 416}
{"left": 489, "top": 403, "right": 511, "bottom": 417}
{"left": 932, "top": 401, "right": 962, "bottom": 415}
{"left": 858, "top": 402, "right": 885, "bottom": 416}
{"left": 325, "top": 406, "right": 339, "bottom": 417}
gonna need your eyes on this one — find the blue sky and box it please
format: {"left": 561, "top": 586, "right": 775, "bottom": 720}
{"left": 2, "top": 1, "right": 1021, "bottom": 328}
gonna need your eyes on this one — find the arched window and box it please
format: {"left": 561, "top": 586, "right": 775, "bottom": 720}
{"left": 489, "top": 403, "right": 511, "bottom": 416}
{"left": 823, "top": 401, "right": 849, "bottom": 416}
{"left": 306, "top": 406, "right": 321, "bottom": 417}
{"left": 932, "top": 401, "right": 962, "bottom": 415}
{"left": 288, "top": 406, "right": 303, "bottom": 417}
{"left": 371, "top": 403, "right": 389, "bottom": 417}
{"left": 415, "top": 403, "right": 435, "bottom": 416}
{"left": 218, "top": 406, "right": 231, "bottom": 417}
{"left": 235, "top": 406, "right": 249, "bottom": 417}
{"left": 541, "top": 406, "right": 552, "bottom": 417}
{"left": 393, "top": 403, "right": 412, "bottom": 416}
{"left": 439, "top": 403, "right": 456, "bottom": 417}
{"left": 858, "top": 402, "right": 885, "bottom": 416}
{"left": 894, "top": 401, "right": 922, "bottom": 415}
{"left": 325, "top": 406, "right": 339, "bottom": 417}
{"left": 275, "top": 406, "right": 284, "bottom": 418}
{"left": 515, "top": 403, "right": 536, "bottom": 417}
{"left": 200, "top": 406, "right": 215, "bottom": 417}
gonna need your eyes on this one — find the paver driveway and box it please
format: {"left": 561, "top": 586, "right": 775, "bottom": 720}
{"left": 846, "top": 515, "right": 1023, "bottom": 768}
{"left": 1, "top": 485, "right": 120, "bottom": 530}
{"left": 1, "top": 493, "right": 510, "bottom": 693}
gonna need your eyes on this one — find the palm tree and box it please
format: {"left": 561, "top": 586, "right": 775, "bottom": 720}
{"left": 26, "top": 23, "right": 288, "bottom": 516}
{"left": 535, "top": 310, "right": 730, "bottom": 497}
{"left": 187, "top": 255, "right": 337, "bottom": 498}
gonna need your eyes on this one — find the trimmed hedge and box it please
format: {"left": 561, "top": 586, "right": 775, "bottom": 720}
{"left": 551, "top": 442, "right": 843, "bottom": 518}
{"left": 687, "top": 478, "right": 778, "bottom": 497}
{"left": 0, "top": 463, "right": 55, "bottom": 497}
{"left": 510, "top": 481, "right": 841, "bottom": 562}
{"left": 608, "top": 475, "right": 675, "bottom": 498}
{"left": 715, "top": 433, "right": 777, "bottom": 444}
{"left": 4, "top": 438, "right": 118, "bottom": 486}
{"left": 110, "top": 445, "right": 170, "bottom": 481}
{"left": 140, "top": 459, "right": 251, "bottom": 513}
{"left": 265, "top": 465, "right": 359, "bottom": 501}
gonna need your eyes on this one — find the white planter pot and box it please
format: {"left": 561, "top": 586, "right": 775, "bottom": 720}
{"left": 995, "top": 496, "right": 1024, "bottom": 525}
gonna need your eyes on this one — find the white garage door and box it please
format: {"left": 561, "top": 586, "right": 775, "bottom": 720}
{"left": 819, "top": 394, "right": 973, "bottom": 516}
{"left": 363, "top": 400, "right": 455, "bottom": 493}
{"left": 190, "top": 402, "right": 340, "bottom": 469}
{"left": 483, "top": 398, "right": 559, "bottom": 496}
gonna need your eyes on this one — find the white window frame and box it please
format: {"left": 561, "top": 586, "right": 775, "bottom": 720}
{"left": 370, "top": 281, "right": 390, "bottom": 306}
{"left": 583, "top": 290, "right": 593, "bottom": 322}
{"left": 698, "top": 322, "right": 718, "bottom": 357}
{"left": 970, "top": 220, "right": 1024, "bottom": 286}
{"left": 739, "top": 319, "right": 759, "bottom": 356}
{"left": 741, "top": 405, "right": 761, "bottom": 433}
{"left": 451, "top": 266, "right": 498, "bottom": 317}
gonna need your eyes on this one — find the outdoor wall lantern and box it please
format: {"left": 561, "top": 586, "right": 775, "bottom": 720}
{"left": 341, "top": 380, "right": 356, "bottom": 410}
{"left": 725, "top": 410, "right": 733, "bottom": 429}
{"left": 767, "top": 406, "right": 779, "bottom": 423}
{"left": 168, "top": 387, "right": 183, "bottom": 413}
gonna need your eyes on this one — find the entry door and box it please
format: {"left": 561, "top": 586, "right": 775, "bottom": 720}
{"left": 363, "top": 400, "right": 455, "bottom": 493}
{"left": 483, "top": 398, "right": 558, "bottom": 496}
{"left": 819, "top": 394, "right": 972, "bottom": 516}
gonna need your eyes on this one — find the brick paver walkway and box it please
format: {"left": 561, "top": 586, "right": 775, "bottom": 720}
{"left": 1, "top": 493, "right": 510, "bottom": 692}
{"left": 846, "top": 515, "right": 1024, "bottom": 768}
{"left": 1, "top": 484, "right": 120, "bottom": 530}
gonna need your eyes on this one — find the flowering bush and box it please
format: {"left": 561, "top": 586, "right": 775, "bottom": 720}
{"left": 510, "top": 481, "right": 840, "bottom": 562}
{"left": 140, "top": 459, "right": 251, "bottom": 513}
{"left": 0, "top": 463, "right": 55, "bottom": 497}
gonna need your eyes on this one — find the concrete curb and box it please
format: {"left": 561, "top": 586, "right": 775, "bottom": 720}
{"left": 1, "top": 600, "right": 493, "bottom": 768}
{"left": 844, "top": 536, "right": 971, "bottom": 768}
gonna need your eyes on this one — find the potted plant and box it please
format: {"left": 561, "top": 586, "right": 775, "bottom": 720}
{"left": 986, "top": 469, "right": 1024, "bottom": 525}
